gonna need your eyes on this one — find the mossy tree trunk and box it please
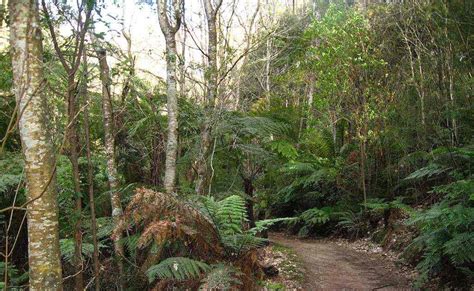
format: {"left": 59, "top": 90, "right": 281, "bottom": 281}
{"left": 9, "top": 0, "right": 62, "bottom": 289}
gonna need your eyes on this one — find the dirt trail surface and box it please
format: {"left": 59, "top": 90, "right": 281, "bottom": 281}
{"left": 269, "top": 233, "right": 411, "bottom": 290}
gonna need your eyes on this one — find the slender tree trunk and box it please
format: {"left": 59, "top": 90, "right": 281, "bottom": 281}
{"left": 66, "top": 73, "right": 84, "bottom": 290}
{"left": 179, "top": 10, "right": 187, "bottom": 100}
{"left": 9, "top": 0, "right": 62, "bottom": 289}
{"left": 162, "top": 37, "right": 179, "bottom": 194}
{"left": 265, "top": 38, "right": 272, "bottom": 102}
{"left": 196, "top": 0, "right": 222, "bottom": 195}
{"left": 157, "top": 0, "right": 182, "bottom": 194}
{"left": 82, "top": 50, "right": 100, "bottom": 291}
{"left": 360, "top": 126, "right": 367, "bottom": 209}
{"left": 96, "top": 48, "right": 124, "bottom": 282}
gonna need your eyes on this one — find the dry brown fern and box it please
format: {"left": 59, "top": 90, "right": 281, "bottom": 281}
{"left": 114, "top": 187, "right": 224, "bottom": 259}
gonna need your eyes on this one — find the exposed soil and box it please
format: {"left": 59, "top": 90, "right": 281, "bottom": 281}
{"left": 269, "top": 233, "right": 412, "bottom": 290}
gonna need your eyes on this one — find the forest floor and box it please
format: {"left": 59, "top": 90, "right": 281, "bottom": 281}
{"left": 265, "top": 232, "right": 414, "bottom": 290}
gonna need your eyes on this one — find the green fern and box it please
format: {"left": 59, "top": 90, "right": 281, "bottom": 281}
{"left": 201, "top": 194, "right": 248, "bottom": 236}
{"left": 249, "top": 217, "right": 296, "bottom": 235}
{"left": 404, "top": 163, "right": 449, "bottom": 181}
{"left": 59, "top": 239, "right": 104, "bottom": 265}
{"left": 221, "top": 233, "right": 267, "bottom": 254}
{"left": 269, "top": 140, "right": 298, "bottom": 160}
{"left": 146, "top": 257, "right": 211, "bottom": 282}
{"left": 406, "top": 178, "right": 474, "bottom": 286}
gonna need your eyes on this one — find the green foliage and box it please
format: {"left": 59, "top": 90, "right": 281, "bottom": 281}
{"left": 59, "top": 238, "right": 104, "bottom": 265}
{"left": 199, "top": 194, "right": 271, "bottom": 254}
{"left": 213, "top": 195, "right": 248, "bottom": 235}
{"left": 403, "top": 144, "right": 474, "bottom": 286}
{"left": 269, "top": 140, "right": 298, "bottom": 160}
{"left": 336, "top": 210, "right": 368, "bottom": 238}
{"left": 249, "top": 217, "right": 296, "bottom": 235}
{"left": 0, "top": 262, "right": 28, "bottom": 289}
{"left": 406, "top": 179, "right": 474, "bottom": 286}
{"left": 146, "top": 257, "right": 211, "bottom": 282}
{"left": 365, "top": 198, "right": 412, "bottom": 214}
{"left": 291, "top": 207, "right": 333, "bottom": 237}
{"left": 0, "top": 153, "right": 23, "bottom": 195}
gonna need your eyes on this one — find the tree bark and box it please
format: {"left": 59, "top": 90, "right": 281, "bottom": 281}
{"left": 9, "top": 0, "right": 62, "bottom": 289}
{"left": 95, "top": 48, "right": 124, "bottom": 281}
{"left": 41, "top": 1, "right": 93, "bottom": 287}
{"left": 81, "top": 50, "right": 100, "bottom": 291}
{"left": 195, "top": 0, "right": 223, "bottom": 195}
{"left": 157, "top": 0, "right": 182, "bottom": 194}
{"left": 67, "top": 74, "right": 84, "bottom": 291}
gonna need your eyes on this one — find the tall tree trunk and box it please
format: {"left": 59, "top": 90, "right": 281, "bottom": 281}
{"left": 41, "top": 2, "right": 93, "bottom": 286}
{"left": 9, "top": 0, "right": 62, "bottom": 289}
{"left": 95, "top": 48, "right": 124, "bottom": 282}
{"left": 196, "top": 0, "right": 222, "bottom": 195}
{"left": 82, "top": 50, "right": 100, "bottom": 291}
{"left": 264, "top": 38, "right": 272, "bottom": 104}
{"left": 163, "top": 41, "right": 179, "bottom": 193}
{"left": 179, "top": 9, "right": 187, "bottom": 100}
{"left": 66, "top": 73, "right": 84, "bottom": 290}
{"left": 157, "top": 0, "right": 182, "bottom": 194}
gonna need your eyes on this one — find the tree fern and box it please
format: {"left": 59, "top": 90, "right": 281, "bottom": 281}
{"left": 146, "top": 257, "right": 211, "bottom": 282}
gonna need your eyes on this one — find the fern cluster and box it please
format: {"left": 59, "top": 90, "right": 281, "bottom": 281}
{"left": 404, "top": 146, "right": 474, "bottom": 286}
{"left": 115, "top": 188, "right": 278, "bottom": 289}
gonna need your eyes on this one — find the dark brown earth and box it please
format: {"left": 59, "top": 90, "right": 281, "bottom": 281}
{"left": 269, "top": 233, "right": 412, "bottom": 290}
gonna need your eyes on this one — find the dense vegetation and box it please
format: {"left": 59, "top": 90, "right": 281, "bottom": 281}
{"left": 0, "top": 0, "right": 473, "bottom": 289}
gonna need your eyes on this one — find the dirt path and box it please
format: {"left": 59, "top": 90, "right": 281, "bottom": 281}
{"left": 269, "top": 233, "right": 411, "bottom": 290}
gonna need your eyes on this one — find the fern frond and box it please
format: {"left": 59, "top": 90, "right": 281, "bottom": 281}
{"left": 222, "top": 233, "right": 267, "bottom": 255}
{"left": 146, "top": 257, "right": 211, "bottom": 282}
{"left": 215, "top": 195, "right": 248, "bottom": 235}
{"left": 404, "top": 163, "right": 449, "bottom": 181}
{"left": 249, "top": 217, "right": 296, "bottom": 235}
{"left": 115, "top": 188, "right": 224, "bottom": 257}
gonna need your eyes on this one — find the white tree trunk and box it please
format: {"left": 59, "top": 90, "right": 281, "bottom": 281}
{"left": 157, "top": 0, "right": 182, "bottom": 194}
{"left": 96, "top": 48, "right": 124, "bottom": 278}
{"left": 9, "top": 0, "right": 62, "bottom": 289}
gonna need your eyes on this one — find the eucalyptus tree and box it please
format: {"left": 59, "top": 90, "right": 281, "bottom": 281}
{"left": 157, "top": 0, "right": 183, "bottom": 194}
{"left": 9, "top": 0, "right": 62, "bottom": 289}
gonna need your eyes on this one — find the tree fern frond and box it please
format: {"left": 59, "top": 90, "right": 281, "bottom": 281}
{"left": 221, "top": 233, "right": 267, "bottom": 254}
{"left": 249, "top": 217, "right": 296, "bottom": 235}
{"left": 215, "top": 195, "right": 248, "bottom": 235}
{"left": 404, "top": 163, "right": 450, "bottom": 181}
{"left": 146, "top": 257, "right": 211, "bottom": 282}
